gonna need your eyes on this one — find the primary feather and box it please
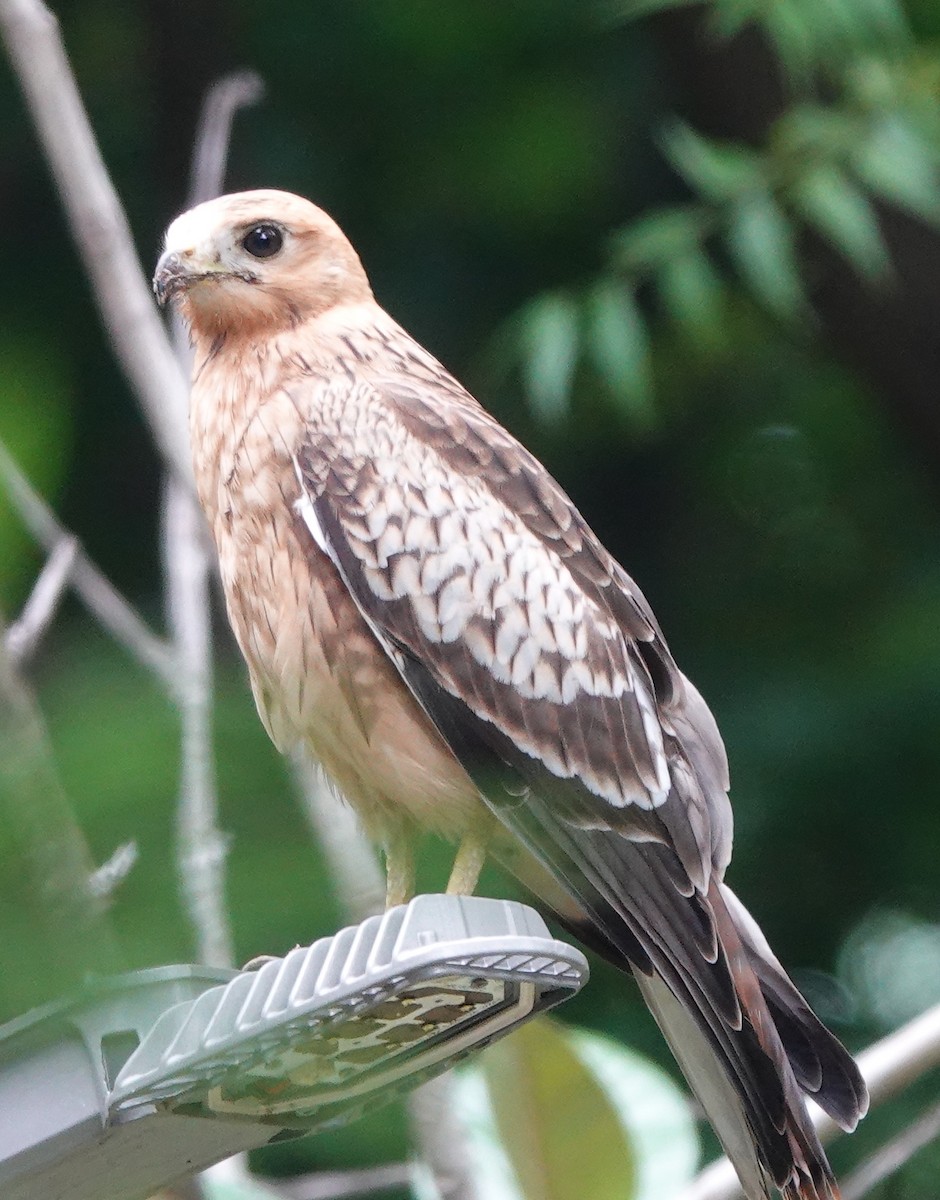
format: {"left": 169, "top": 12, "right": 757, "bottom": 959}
{"left": 156, "top": 189, "right": 867, "bottom": 1199}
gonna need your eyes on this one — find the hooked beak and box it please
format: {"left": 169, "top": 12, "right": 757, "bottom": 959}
{"left": 153, "top": 250, "right": 194, "bottom": 307}
{"left": 153, "top": 249, "right": 260, "bottom": 307}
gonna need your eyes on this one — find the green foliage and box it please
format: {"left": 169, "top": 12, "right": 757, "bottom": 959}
{"left": 611, "top": 0, "right": 911, "bottom": 75}
{"left": 585, "top": 280, "right": 654, "bottom": 430}
{"left": 483, "top": 1019, "right": 638, "bottom": 1200}
{"left": 511, "top": 285, "right": 654, "bottom": 430}
{"left": 447, "top": 1019, "right": 699, "bottom": 1200}
{"left": 502, "top": 0, "right": 940, "bottom": 415}
{"left": 517, "top": 292, "right": 581, "bottom": 423}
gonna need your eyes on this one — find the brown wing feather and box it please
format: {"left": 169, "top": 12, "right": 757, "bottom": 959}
{"left": 294, "top": 381, "right": 686, "bottom": 821}
{"left": 289, "top": 355, "right": 865, "bottom": 1200}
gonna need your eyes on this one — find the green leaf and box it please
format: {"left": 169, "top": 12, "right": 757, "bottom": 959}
{"left": 586, "top": 281, "right": 654, "bottom": 431}
{"left": 727, "top": 191, "right": 806, "bottom": 319}
{"left": 771, "top": 104, "right": 858, "bottom": 162}
{"left": 656, "top": 249, "right": 726, "bottom": 348}
{"left": 612, "top": 205, "right": 709, "bottom": 273}
{"left": 569, "top": 1028, "right": 700, "bottom": 1200}
{"left": 760, "top": 2, "right": 819, "bottom": 78}
{"left": 852, "top": 117, "right": 940, "bottom": 223}
{"left": 451, "top": 1020, "right": 700, "bottom": 1200}
{"left": 482, "top": 1019, "right": 637, "bottom": 1200}
{"left": 828, "top": 0, "right": 910, "bottom": 53}
{"left": 663, "top": 123, "right": 764, "bottom": 201}
{"left": 791, "top": 164, "right": 890, "bottom": 279}
{"left": 518, "top": 292, "right": 580, "bottom": 423}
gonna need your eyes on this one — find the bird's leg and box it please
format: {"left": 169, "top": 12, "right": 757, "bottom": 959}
{"left": 445, "top": 830, "right": 487, "bottom": 896}
{"left": 384, "top": 830, "right": 415, "bottom": 909}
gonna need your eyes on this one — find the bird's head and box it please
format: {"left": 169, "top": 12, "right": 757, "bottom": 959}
{"left": 154, "top": 189, "right": 373, "bottom": 338}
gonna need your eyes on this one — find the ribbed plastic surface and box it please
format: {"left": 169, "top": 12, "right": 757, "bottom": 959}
{"left": 112, "top": 894, "right": 587, "bottom": 1129}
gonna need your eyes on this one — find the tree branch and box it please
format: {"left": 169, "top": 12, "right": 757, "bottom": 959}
{"left": 842, "top": 1098, "right": 940, "bottom": 1200}
{"left": 163, "top": 480, "right": 233, "bottom": 968}
{"left": 87, "top": 840, "right": 139, "bottom": 901}
{"left": 5, "top": 533, "right": 78, "bottom": 665}
{"left": 677, "top": 1002, "right": 940, "bottom": 1200}
{"left": 292, "top": 758, "right": 385, "bottom": 920}
{"left": 0, "top": 0, "right": 192, "bottom": 483}
{"left": 166, "top": 69, "right": 263, "bottom": 971}
{"left": 187, "top": 70, "right": 264, "bottom": 205}
{"left": 0, "top": 439, "right": 179, "bottom": 692}
{"left": 292, "top": 761, "right": 481, "bottom": 1200}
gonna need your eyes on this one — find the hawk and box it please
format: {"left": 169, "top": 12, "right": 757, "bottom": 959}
{"left": 154, "top": 190, "right": 867, "bottom": 1199}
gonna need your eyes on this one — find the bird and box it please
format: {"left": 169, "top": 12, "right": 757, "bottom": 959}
{"left": 154, "top": 189, "right": 867, "bottom": 1200}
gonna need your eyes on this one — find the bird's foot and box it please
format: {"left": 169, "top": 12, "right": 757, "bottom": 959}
{"left": 446, "top": 831, "right": 487, "bottom": 896}
{"left": 384, "top": 831, "right": 415, "bottom": 909}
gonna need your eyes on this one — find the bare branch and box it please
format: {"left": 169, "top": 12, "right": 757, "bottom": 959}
{"left": 292, "top": 760, "right": 481, "bottom": 1200}
{"left": 408, "top": 1074, "right": 483, "bottom": 1200}
{"left": 0, "top": 439, "right": 178, "bottom": 692}
{"left": 187, "top": 70, "right": 264, "bottom": 206}
{"left": 87, "top": 840, "right": 139, "bottom": 901}
{"left": 292, "top": 758, "right": 385, "bottom": 919}
{"left": 6, "top": 534, "right": 78, "bottom": 665}
{"left": 164, "top": 480, "right": 233, "bottom": 969}
{"left": 164, "top": 69, "right": 262, "bottom": 973}
{"left": 677, "top": 1002, "right": 940, "bottom": 1200}
{"left": 842, "top": 1098, "right": 940, "bottom": 1200}
{"left": 0, "top": 0, "right": 192, "bottom": 482}
{"left": 855, "top": 1000, "right": 940, "bottom": 1109}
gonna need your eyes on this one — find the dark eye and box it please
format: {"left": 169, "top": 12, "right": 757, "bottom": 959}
{"left": 241, "top": 223, "right": 283, "bottom": 258}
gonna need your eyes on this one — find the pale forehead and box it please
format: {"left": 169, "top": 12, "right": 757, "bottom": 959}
{"left": 163, "top": 189, "right": 333, "bottom": 248}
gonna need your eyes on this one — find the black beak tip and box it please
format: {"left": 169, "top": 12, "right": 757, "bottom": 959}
{"left": 153, "top": 252, "right": 185, "bottom": 308}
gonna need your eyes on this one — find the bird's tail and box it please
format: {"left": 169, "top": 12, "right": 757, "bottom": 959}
{"left": 637, "top": 881, "right": 867, "bottom": 1200}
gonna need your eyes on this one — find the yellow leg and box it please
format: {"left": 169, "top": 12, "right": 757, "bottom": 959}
{"left": 384, "top": 831, "right": 415, "bottom": 909}
{"left": 446, "top": 831, "right": 487, "bottom": 896}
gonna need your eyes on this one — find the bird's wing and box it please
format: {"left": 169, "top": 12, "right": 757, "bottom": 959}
{"left": 295, "top": 373, "right": 733, "bottom": 868}
{"left": 291, "top": 372, "right": 858, "bottom": 1199}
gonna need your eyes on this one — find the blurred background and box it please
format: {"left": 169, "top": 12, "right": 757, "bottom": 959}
{"left": 2, "top": 1, "right": 940, "bottom": 1196}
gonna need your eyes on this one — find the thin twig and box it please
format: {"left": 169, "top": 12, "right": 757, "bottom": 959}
{"left": 0, "top": 439, "right": 179, "bottom": 693}
{"left": 853, "top": 1001, "right": 940, "bottom": 1110}
{"left": 87, "top": 840, "right": 139, "bottom": 901}
{"left": 676, "top": 1002, "right": 940, "bottom": 1200}
{"left": 0, "top": 0, "right": 191, "bottom": 482}
{"left": 842, "top": 1098, "right": 940, "bottom": 1200}
{"left": 293, "top": 760, "right": 481, "bottom": 1200}
{"left": 166, "top": 70, "right": 262, "bottom": 971}
{"left": 408, "top": 1074, "right": 483, "bottom": 1200}
{"left": 163, "top": 481, "right": 233, "bottom": 969}
{"left": 187, "top": 70, "right": 264, "bottom": 205}
{"left": 5, "top": 534, "right": 78, "bottom": 664}
{"left": 292, "top": 758, "right": 385, "bottom": 919}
